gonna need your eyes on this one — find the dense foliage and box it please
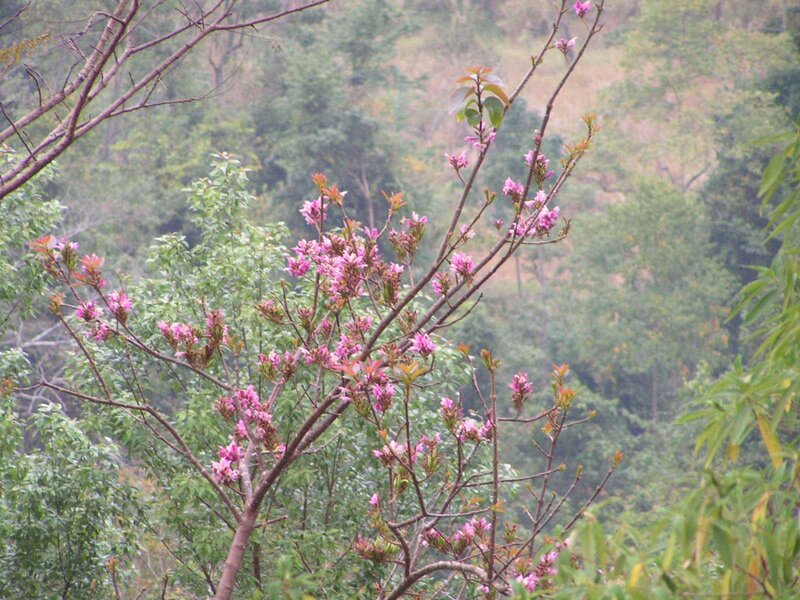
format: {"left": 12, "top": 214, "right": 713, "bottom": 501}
{"left": 1, "top": 0, "right": 799, "bottom": 598}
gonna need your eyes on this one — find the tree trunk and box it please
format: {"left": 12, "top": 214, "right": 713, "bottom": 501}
{"left": 215, "top": 505, "right": 259, "bottom": 600}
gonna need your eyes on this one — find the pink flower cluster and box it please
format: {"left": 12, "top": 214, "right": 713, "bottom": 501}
{"left": 458, "top": 417, "right": 493, "bottom": 443}
{"left": 573, "top": 1, "right": 591, "bottom": 17}
{"left": 514, "top": 540, "right": 568, "bottom": 592}
{"left": 440, "top": 397, "right": 492, "bottom": 443}
{"left": 502, "top": 178, "right": 525, "bottom": 199}
{"left": 76, "top": 301, "right": 102, "bottom": 322}
{"left": 390, "top": 212, "right": 428, "bottom": 261}
{"left": 465, "top": 122, "right": 496, "bottom": 153}
{"left": 509, "top": 371, "right": 533, "bottom": 410}
{"left": 445, "top": 151, "right": 468, "bottom": 171}
{"left": 422, "top": 517, "right": 491, "bottom": 556}
{"left": 107, "top": 290, "right": 132, "bottom": 323}
{"left": 257, "top": 350, "right": 299, "bottom": 382}
{"left": 288, "top": 227, "right": 404, "bottom": 306}
{"left": 212, "top": 441, "right": 242, "bottom": 485}
{"left": 508, "top": 189, "right": 561, "bottom": 240}
{"left": 431, "top": 272, "right": 452, "bottom": 296}
{"left": 215, "top": 385, "right": 281, "bottom": 456}
{"left": 373, "top": 433, "right": 441, "bottom": 469}
{"left": 556, "top": 37, "right": 577, "bottom": 54}
{"left": 450, "top": 252, "right": 475, "bottom": 280}
{"left": 411, "top": 332, "right": 436, "bottom": 357}
{"left": 299, "top": 196, "right": 327, "bottom": 227}
{"left": 525, "top": 150, "right": 554, "bottom": 182}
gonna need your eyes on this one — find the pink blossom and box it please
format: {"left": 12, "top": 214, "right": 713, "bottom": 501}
{"left": 556, "top": 37, "right": 577, "bottom": 54}
{"left": 107, "top": 290, "right": 132, "bottom": 321}
{"left": 509, "top": 372, "right": 533, "bottom": 409}
{"left": 232, "top": 420, "right": 249, "bottom": 442}
{"left": 76, "top": 301, "right": 102, "bottom": 322}
{"left": 334, "top": 333, "right": 362, "bottom": 361}
{"left": 54, "top": 239, "right": 79, "bottom": 253}
{"left": 450, "top": 252, "right": 475, "bottom": 278}
{"left": 465, "top": 122, "right": 496, "bottom": 153}
{"left": 502, "top": 178, "right": 525, "bottom": 198}
{"left": 401, "top": 212, "right": 428, "bottom": 241}
{"left": 299, "top": 197, "right": 327, "bottom": 226}
{"left": 537, "top": 206, "right": 560, "bottom": 232}
{"left": 411, "top": 332, "right": 436, "bottom": 357}
{"left": 431, "top": 272, "right": 451, "bottom": 296}
{"left": 369, "top": 493, "right": 380, "bottom": 507}
{"left": 524, "top": 150, "right": 535, "bottom": 166}
{"left": 287, "top": 256, "right": 311, "bottom": 277}
{"left": 212, "top": 457, "right": 239, "bottom": 484}
{"left": 459, "top": 224, "right": 475, "bottom": 239}
{"left": 573, "top": 1, "right": 591, "bottom": 17}
{"left": 92, "top": 323, "right": 113, "bottom": 341}
{"left": 218, "top": 441, "right": 242, "bottom": 462}
{"left": 345, "top": 316, "right": 373, "bottom": 337}
{"left": 516, "top": 572, "right": 539, "bottom": 592}
{"left": 458, "top": 418, "right": 493, "bottom": 443}
{"left": 445, "top": 151, "right": 469, "bottom": 171}
{"left": 371, "top": 382, "right": 396, "bottom": 413}
{"left": 78, "top": 254, "right": 106, "bottom": 287}
{"left": 373, "top": 440, "right": 415, "bottom": 467}
{"left": 205, "top": 309, "right": 228, "bottom": 344}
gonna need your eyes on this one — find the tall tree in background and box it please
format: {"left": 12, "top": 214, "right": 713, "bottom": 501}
{"left": 253, "top": 0, "right": 407, "bottom": 230}
{"left": 555, "top": 179, "right": 735, "bottom": 424}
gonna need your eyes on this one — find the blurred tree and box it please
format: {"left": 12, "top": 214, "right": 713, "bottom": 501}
{"left": 554, "top": 179, "right": 736, "bottom": 424}
{"left": 252, "top": 0, "right": 410, "bottom": 231}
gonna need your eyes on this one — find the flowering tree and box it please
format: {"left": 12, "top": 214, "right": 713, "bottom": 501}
{"left": 8, "top": 2, "right": 618, "bottom": 597}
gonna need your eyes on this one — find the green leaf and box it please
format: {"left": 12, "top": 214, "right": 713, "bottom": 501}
{"left": 484, "top": 96, "right": 505, "bottom": 128}
{"left": 484, "top": 83, "right": 510, "bottom": 106}
{"left": 759, "top": 151, "right": 786, "bottom": 205}
{"left": 464, "top": 108, "right": 481, "bottom": 127}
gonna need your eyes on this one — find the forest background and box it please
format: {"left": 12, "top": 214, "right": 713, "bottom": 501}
{"left": 1, "top": 0, "right": 798, "bottom": 598}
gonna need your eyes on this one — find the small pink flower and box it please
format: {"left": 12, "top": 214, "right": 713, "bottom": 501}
{"left": 516, "top": 572, "right": 539, "bottom": 592}
{"left": 287, "top": 256, "right": 311, "bottom": 277}
{"left": 502, "top": 178, "right": 525, "bottom": 198}
{"left": 465, "top": 122, "right": 496, "bottom": 153}
{"left": 299, "top": 197, "right": 327, "bottom": 227}
{"left": 371, "top": 382, "right": 396, "bottom": 413}
{"left": 411, "top": 332, "right": 436, "bottom": 357}
{"left": 556, "top": 37, "right": 577, "bottom": 54}
{"left": 369, "top": 493, "right": 380, "bottom": 507}
{"left": 211, "top": 457, "right": 239, "bottom": 485}
{"left": 76, "top": 301, "right": 102, "bottom": 322}
{"left": 431, "top": 272, "right": 451, "bottom": 296}
{"left": 450, "top": 252, "right": 475, "bottom": 278}
{"left": 445, "top": 150, "right": 469, "bottom": 171}
{"left": 537, "top": 206, "right": 560, "bottom": 232}
{"left": 107, "top": 290, "right": 132, "bottom": 322}
{"left": 509, "top": 372, "right": 533, "bottom": 409}
{"left": 92, "top": 322, "right": 113, "bottom": 341}
{"left": 573, "top": 1, "right": 591, "bottom": 18}
{"left": 218, "top": 442, "right": 242, "bottom": 462}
